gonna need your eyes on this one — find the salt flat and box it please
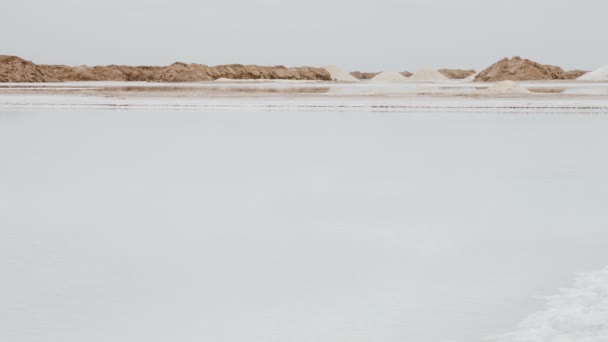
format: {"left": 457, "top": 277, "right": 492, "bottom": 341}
{"left": 2, "top": 80, "right": 608, "bottom": 342}
{"left": 1, "top": 80, "right": 608, "bottom": 112}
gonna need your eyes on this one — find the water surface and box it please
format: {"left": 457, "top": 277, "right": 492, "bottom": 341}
{"left": 1, "top": 109, "right": 608, "bottom": 342}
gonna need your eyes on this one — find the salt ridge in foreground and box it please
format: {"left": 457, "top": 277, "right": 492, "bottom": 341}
{"left": 492, "top": 267, "right": 608, "bottom": 342}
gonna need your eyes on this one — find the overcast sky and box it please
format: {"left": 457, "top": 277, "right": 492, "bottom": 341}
{"left": 1, "top": 0, "right": 606, "bottom": 71}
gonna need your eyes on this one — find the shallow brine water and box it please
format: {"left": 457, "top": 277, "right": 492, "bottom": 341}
{"left": 1, "top": 109, "right": 608, "bottom": 342}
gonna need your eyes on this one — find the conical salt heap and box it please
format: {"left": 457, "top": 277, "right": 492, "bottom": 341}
{"left": 408, "top": 68, "right": 449, "bottom": 81}
{"left": 577, "top": 65, "right": 608, "bottom": 81}
{"left": 323, "top": 65, "right": 359, "bottom": 82}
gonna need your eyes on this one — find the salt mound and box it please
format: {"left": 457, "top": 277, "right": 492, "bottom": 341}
{"left": 480, "top": 80, "right": 530, "bottom": 94}
{"left": 463, "top": 72, "right": 478, "bottom": 82}
{"left": 371, "top": 71, "right": 408, "bottom": 81}
{"left": 577, "top": 65, "right": 608, "bottom": 81}
{"left": 492, "top": 267, "right": 608, "bottom": 342}
{"left": 408, "top": 68, "right": 449, "bottom": 81}
{"left": 323, "top": 65, "right": 358, "bottom": 82}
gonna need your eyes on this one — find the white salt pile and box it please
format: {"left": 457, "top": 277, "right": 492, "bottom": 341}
{"left": 463, "top": 72, "right": 478, "bottom": 82}
{"left": 480, "top": 80, "right": 530, "bottom": 94}
{"left": 323, "top": 65, "right": 359, "bottom": 82}
{"left": 371, "top": 71, "right": 408, "bottom": 81}
{"left": 408, "top": 68, "right": 449, "bottom": 81}
{"left": 577, "top": 65, "right": 608, "bottom": 81}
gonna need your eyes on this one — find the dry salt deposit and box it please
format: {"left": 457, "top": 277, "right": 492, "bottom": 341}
{"left": 577, "top": 65, "right": 608, "bottom": 81}
{"left": 323, "top": 65, "right": 359, "bottom": 82}
{"left": 371, "top": 71, "right": 408, "bottom": 81}
{"left": 480, "top": 80, "right": 530, "bottom": 94}
{"left": 408, "top": 68, "right": 450, "bottom": 81}
{"left": 493, "top": 267, "right": 608, "bottom": 342}
{"left": 463, "top": 72, "right": 478, "bottom": 82}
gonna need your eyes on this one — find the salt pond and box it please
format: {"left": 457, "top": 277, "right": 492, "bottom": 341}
{"left": 1, "top": 106, "right": 608, "bottom": 342}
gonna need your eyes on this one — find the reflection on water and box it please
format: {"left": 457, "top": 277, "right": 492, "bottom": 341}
{"left": 1, "top": 80, "right": 608, "bottom": 98}
{"left": 99, "top": 86, "right": 332, "bottom": 94}
{"left": 563, "top": 87, "right": 608, "bottom": 95}
{"left": 1, "top": 110, "right": 608, "bottom": 342}
{"left": 528, "top": 88, "right": 565, "bottom": 94}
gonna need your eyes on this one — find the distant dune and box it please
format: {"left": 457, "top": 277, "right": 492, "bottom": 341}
{"left": 0, "top": 56, "right": 331, "bottom": 82}
{"left": 0, "top": 55, "right": 592, "bottom": 83}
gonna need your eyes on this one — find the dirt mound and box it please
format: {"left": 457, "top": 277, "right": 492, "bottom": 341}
{"left": 40, "top": 64, "right": 165, "bottom": 82}
{"left": 475, "top": 57, "right": 557, "bottom": 82}
{"left": 0, "top": 55, "right": 331, "bottom": 82}
{"left": 350, "top": 71, "right": 411, "bottom": 80}
{"left": 0, "top": 56, "right": 50, "bottom": 82}
{"left": 150, "top": 63, "right": 212, "bottom": 82}
{"left": 210, "top": 64, "right": 329, "bottom": 81}
{"left": 350, "top": 71, "right": 380, "bottom": 80}
{"left": 565, "top": 70, "right": 588, "bottom": 80}
{"left": 542, "top": 66, "right": 586, "bottom": 80}
{"left": 474, "top": 56, "right": 584, "bottom": 82}
{"left": 439, "top": 69, "right": 476, "bottom": 79}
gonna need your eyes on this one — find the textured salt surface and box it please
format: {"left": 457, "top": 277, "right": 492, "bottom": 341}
{"left": 492, "top": 267, "right": 608, "bottom": 342}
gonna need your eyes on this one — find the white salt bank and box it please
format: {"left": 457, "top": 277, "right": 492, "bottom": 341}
{"left": 577, "top": 65, "right": 608, "bottom": 81}
{"left": 408, "top": 69, "right": 449, "bottom": 81}
{"left": 463, "top": 72, "right": 478, "bottom": 82}
{"left": 323, "top": 65, "right": 359, "bottom": 82}
{"left": 494, "top": 267, "right": 608, "bottom": 342}
{"left": 481, "top": 80, "right": 530, "bottom": 94}
{"left": 371, "top": 71, "right": 408, "bottom": 81}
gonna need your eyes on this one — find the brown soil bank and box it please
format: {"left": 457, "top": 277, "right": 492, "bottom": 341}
{"left": 439, "top": 69, "right": 476, "bottom": 79}
{"left": 350, "top": 71, "right": 380, "bottom": 80}
{"left": 350, "top": 71, "right": 412, "bottom": 80}
{"left": 475, "top": 56, "right": 587, "bottom": 82}
{"left": 0, "top": 55, "right": 50, "bottom": 82}
{"left": 0, "top": 56, "right": 331, "bottom": 82}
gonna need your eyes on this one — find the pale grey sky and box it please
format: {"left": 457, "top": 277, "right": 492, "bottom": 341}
{"left": 1, "top": 0, "right": 606, "bottom": 71}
